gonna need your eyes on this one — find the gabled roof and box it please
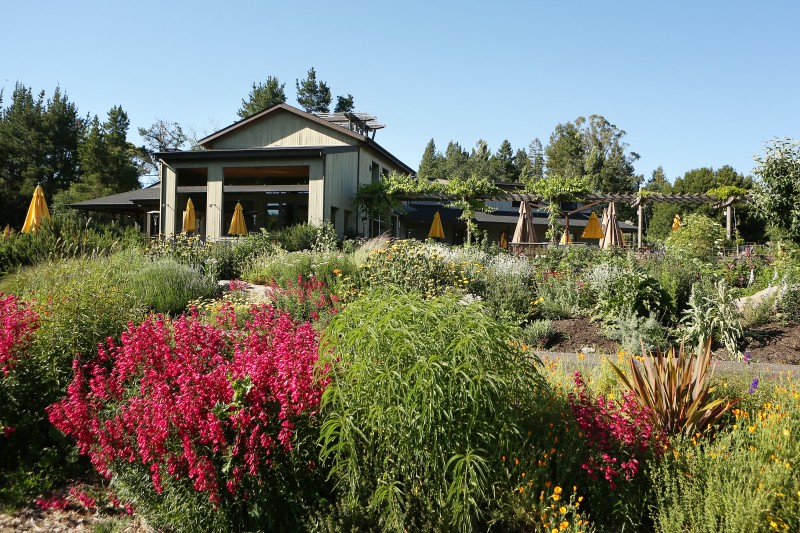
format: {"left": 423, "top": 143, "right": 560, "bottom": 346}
{"left": 195, "top": 103, "right": 413, "bottom": 174}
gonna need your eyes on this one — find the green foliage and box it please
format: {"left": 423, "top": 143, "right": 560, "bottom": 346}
{"left": 608, "top": 341, "right": 739, "bottom": 436}
{"left": 128, "top": 259, "right": 218, "bottom": 315}
{"left": 0, "top": 84, "right": 81, "bottom": 227}
{"left": 682, "top": 280, "right": 744, "bottom": 358}
{"left": 358, "top": 239, "right": 453, "bottom": 297}
{"left": 652, "top": 386, "right": 800, "bottom": 533}
{"left": 334, "top": 94, "right": 355, "bottom": 113}
{"left": 665, "top": 213, "right": 725, "bottom": 260}
{"left": 530, "top": 174, "right": 592, "bottom": 242}
{"left": 417, "top": 138, "right": 442, "bottom": 180}
{"left": 242, "top": 249, "right": 357, "bottom": 289}
{"left": 0, "top": 253, "right": 150, "bottom": 500}
{"left": 295, "top": 67, "right": 331, "bottom": 113}
{"left": 705, "top": 185, "right": 748, "bottom": 200}
{"left": 523, "top": 319, "right": 558, "bottom": 349}
{"left": 318, "top": 289, "right": 545, "bottom": 531}
{"left": 588, "top": 261, "right": 672, "bottom": 324}
{"left": 753, "top": 138, "right": 800, "bottom": 242}
{"left": 0, "top": 215, "right": 145, "bottom": 274}
{"left": 534, "top": 270, "right": 592, "bottom": 320}
{"left": 602, "top": 312, "right": 669, "bottom": 355}
{"left": 641, "top": 253, "right": 701, "bottom": 316}
{"left": 276, "top": 223, "right": 317, "bottom": 251}
{"left": 238, "top": 75, "right": 286, "bottom": 118}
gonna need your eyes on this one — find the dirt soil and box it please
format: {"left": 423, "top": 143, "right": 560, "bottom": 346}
{"left": 549, "top": 317, "right": 800, "bottom": 365}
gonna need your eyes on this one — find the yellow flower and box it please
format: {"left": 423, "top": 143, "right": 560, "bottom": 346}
{"left": 560, "top": 521, "right": 569, "bottom": 530}
{"left": 560, "top": 506, "right": 567, "bottom": 514}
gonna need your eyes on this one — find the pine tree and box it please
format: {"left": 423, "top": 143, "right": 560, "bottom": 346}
{"left": 334, "top": 94, "right": 355, "bottom": 113}
{"left": 469, "top": 139, "right": 495, "bottom": 181}
{"left": 528, "top": 139, "right": 545, "bottom": 182}
{"left": 492, "top": 139, "right": 515, "bottom": 182}
{"left": 442, "top": 141, "right": 470, "bottom": 180}
{"left": 418, "top": 139, "right": 441, "bottom": 180}
{"left": 295, "top": 67, "right": 332, "bottom": 113}
{"left": 238, "top": 76, "right": 286, "bottom": 118}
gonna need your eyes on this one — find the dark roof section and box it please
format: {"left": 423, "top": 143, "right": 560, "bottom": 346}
{"left": 192, "top": 103, "right": 414, "bottom": 174}
{"left": 68, "top": 185, "right": 160, "bottom": 211}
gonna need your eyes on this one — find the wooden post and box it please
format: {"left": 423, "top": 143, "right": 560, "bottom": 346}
{"left": 726, "top": 205, "right": 733, "bottom": 240}
{"left": 637, "top": 203, "right": 643, "bottom": 249}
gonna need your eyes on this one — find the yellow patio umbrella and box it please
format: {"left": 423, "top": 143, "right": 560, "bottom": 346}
{"left": 228, "top": 202, "right": 248, "bottom": 236}
{"left": 428, "top": 211, "right": 445, "bottom": 239}
{"left": 21, "top": 185, "right": 51, "bottom": 233}
{"left": 581, "top": 211, "right": 604, "bottom": 239}
{"left": 499, "top": 231, "right": 508, "bottom": 249}
{"left": 182, "top": 198, "right": 197, "bottom": 233}
{"left": 559, "top": 228, "right": 572, "bottom": 245}
{"left": 671, "top": 213, "right": 681, "bottom": 231}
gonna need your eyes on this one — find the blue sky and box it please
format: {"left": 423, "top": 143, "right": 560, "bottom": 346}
{"left": 2, "top": 1, "right": 798, "bottom": 183}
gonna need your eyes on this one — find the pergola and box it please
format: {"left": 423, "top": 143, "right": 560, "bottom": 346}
{"left": 394, "top": 190, "right": 752, "bottom": 249}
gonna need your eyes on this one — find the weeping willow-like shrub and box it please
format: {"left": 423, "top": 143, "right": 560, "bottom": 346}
{"left": 317, "top": 288, "right": 545, "bottom": 532}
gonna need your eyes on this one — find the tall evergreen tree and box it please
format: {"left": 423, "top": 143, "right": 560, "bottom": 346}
{"left": 295, "top": 67, "right": 332, "bottom": 113}
{"left": 238, "top": 76, "right": 287, "bottom": 118}
{"left": 528, "top": 139, "right": 545, "bottom": 182}
{"left": 545, "top": 122, "right": 585, "bottom": 180}
{"left": 469, "top": 139, "right": 494, "bottom": 181}
{"left": 442, "top": 141, "right": 470, "bottom": 180}
{"left": 55, "top": 106, "right": 140, "bottom": 207}
{"left": 334, "top": 94, "right": 355, "bottom": 113}
{"left": 513, "top": 148, "right": 529, "bottom": 181}
{"left": 0, "top": 83, "right": 81, "bottom": 226}
{"left": 417, "top": 138, "right": 442, "bottom": 180}
{"left": 492, "top": 139, "right": 515, "bottom": 182}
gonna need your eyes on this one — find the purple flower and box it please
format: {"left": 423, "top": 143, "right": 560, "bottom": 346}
{"left": 748, "top": 377, "right": 759, "bottom": 394}
{"left": 743, "top": 351, "right": 752, "bottom": 365}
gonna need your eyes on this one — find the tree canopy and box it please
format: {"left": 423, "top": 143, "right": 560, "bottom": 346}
{"left": 753, "top": 138, "right": 800, "bottom": 243}
{"left": 238, "top": 76, "right": 287, "bottom": 118}
{"left": 296, "top": 67, "right": 332, "bottom": 113}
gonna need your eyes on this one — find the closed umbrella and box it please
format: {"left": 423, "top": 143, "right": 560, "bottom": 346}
{"left": 599, "top": 202, "right": 623, "bottom": 249}
{"left": 511, "top": 201, "right": 537, "bottom": 253}
{"left": 22, "top": 185, "right": 51, "bottom": 233}
{"left": 182, "top": 198, "right": 196, "bottom": 233}
{"left": 228, "top": 202, "right": 248, "bottom": 236}
{"left": 428, "top": 211, "right": 445, "bottom": 239}
{"left": 559, "top": 228, "right": 572, "bottom": 245}
{"left": 671, "top": 214, "right": 681, "bottom": 231}
{"left": 581, "top": 211, "right": 604, "bottom": 239}
{"left": 499, "top": 231, "right": 508, "bottom": 249}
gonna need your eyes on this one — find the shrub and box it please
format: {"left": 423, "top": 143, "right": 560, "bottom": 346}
{"left": 665, "top": 213, "right": 724, "bottom": 261}
{"left": 523, "top": 319, "right": 558, "bottom": 349}
{"left": 242, "top": 250, "right": 357, "bottom": 289}
{"left": 276, "top": 223, "right": 318, "bottom": 252}
{"left": 682, "top": 280, "right": 744, "bottom": 358}
{"left": 358, "top": 240, "right": 454, "bottom": 298}
{"left": 535, "top": 270, "right": 592, "bottom": 319}
{"left": 0, "top": 293, "right": 38, "bottom": 378}
{"left": 601, "top": 312, "right": 669, "bottom": 355}
{"left": 589, "top": 261, "right": 672, "bottom": 325}
{"left": 317, "top": 289, "right": 545, "bottom": 531}
{"left": 266, "top": 275, "right": 341, "bottom": 325}
{"left": 48, "top": 306, "right": 327, "bottom": 531}
{"left": 0, "top": 254, "right": 149, "bottom": 502}
{"left": 652, "top": 383, "right": 800, "bottom": 533}
{"left": 0, "top": 215, "right": 144, "bottom": 274}
{"left": 128, "top": 259, "right": 218, "bottom": 315}
{"left": 608, "top": 341, "right": 740, "bottom": 437}
{"left": 567, "top": 371, "right": 667, "bottom": 528}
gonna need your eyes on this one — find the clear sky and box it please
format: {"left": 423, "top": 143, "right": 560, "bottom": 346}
{"left": 2, "top": 0, "right": 798, "bottom": 183}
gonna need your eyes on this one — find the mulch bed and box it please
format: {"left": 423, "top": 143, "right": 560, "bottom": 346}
{"left": 548, "top": 317, "right": 800, "bottom": 366}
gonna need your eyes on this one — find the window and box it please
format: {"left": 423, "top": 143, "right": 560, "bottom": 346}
{"left": 371, "top": 162, "right": 380, "bottom": 183}
{"left": 330, "top": 206, "right": 339, "bottom": 231}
